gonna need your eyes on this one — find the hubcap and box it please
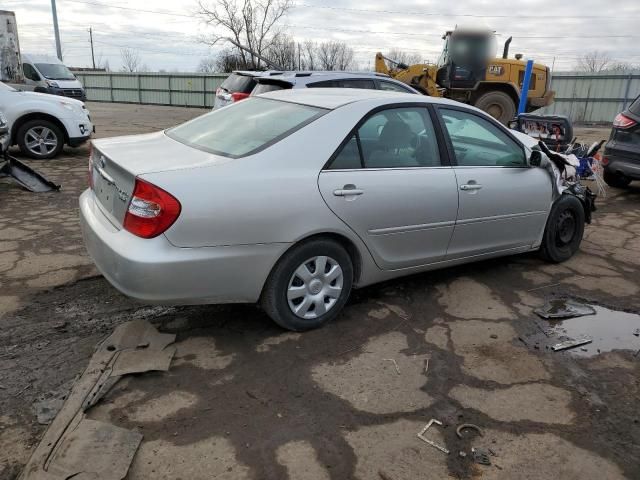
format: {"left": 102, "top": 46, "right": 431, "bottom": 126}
{"left": 25, "top": 127, "right": 58, "bottom": 156}
{"left": 556, "top": 210, "right": 576, "bottom": 246}
{"left": 287, "top": 256, "right": 344, "bottom": 320}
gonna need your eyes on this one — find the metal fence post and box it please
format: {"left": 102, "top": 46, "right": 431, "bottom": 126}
{"left": 623, "top": 73, "right": 633, "bottom": 110}
{"left": 109, "top": 74, "right": 113, "bottom": 102}
{"left": 168, "top": 75, "right": 172, "bottom": 106}
{"left": 137, "top": 74, "right": 142, "bottom": 104}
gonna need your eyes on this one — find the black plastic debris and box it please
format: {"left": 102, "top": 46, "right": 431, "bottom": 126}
{"left": 534, "top": 298, "right": 596, "bottom": 320}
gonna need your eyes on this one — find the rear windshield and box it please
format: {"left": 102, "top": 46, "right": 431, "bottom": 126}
{"left": 252, "top": 82, "right": 290, "bottom": 95}
{"left": 630, "top": 95, "right": 640, "bottom": 115}
{"left": 220, "top": 73, "right": 257, "bottom": 94}
{"left": 166, "top": 97, "right": 327, "bottom": 158}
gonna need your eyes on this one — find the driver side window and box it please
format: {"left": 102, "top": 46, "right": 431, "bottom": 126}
{"left": 329, "top": 107, "right": 441, "bottom": 169}
{"left": 23, "top": 63, "right": 40, "bottom": 81}
{"left": 439, "top": 108, "right": 526, "bottom": 167}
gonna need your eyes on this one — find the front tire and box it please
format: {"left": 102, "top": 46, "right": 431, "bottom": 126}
{"left": 603, "top": 169, "right": 632, "bottom": 189}
{"left": 261, "top": 239, "right": 353, "bottom": 331}
{"left": 540, "top": 195, "right": 585, "bottom": 263}
{"left": 474, "top": 91, "right": 516, "bottom": 125}
{"left": 17, "top": 119, "right": 64, "bottom": 159}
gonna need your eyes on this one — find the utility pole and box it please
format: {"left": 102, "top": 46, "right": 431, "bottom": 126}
{"left": 298, "top": 42, "right": 301, "bottom": 70}
{"left": 51, "top": 0, "right": 63, "bottom": 61}
{"left": 88, "top": 27, "right": 96, "bottom": 69}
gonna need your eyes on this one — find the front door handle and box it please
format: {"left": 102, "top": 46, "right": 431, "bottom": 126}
{"left": 460, "top": 183, "right": 483, "bottom": 191}
{"left": 334, "top": 184, "right": 364, "bottom": 197}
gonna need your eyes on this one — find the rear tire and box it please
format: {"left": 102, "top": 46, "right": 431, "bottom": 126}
{"left": 17, "top": 119, "right": 64, "bottom": 159}
{"left": 474, "top": 91, "right": 516, "bottom": 125}
{"left": 261, "top": 239, "right": 353, "bottom": 331}
{"left": 539, "top": 195, "right": 585, "bottom": 263}
{"left": 603, "top": 169, "right": 632, "bottom": 188}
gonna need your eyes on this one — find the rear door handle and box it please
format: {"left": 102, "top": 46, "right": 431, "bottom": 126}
{"left": 460, "top": 183, "right": 483, "bottom": 191}
{"left": 334, "top": 188, "right": 364, "bottom": 197}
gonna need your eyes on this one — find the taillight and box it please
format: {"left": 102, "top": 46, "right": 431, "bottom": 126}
{"left": 216, "top": 87, "right": 222, "bottom": 96}
{"left": 231, "top": 92, "right": 250, "bottom": 102}
{"left": 601, "top": 156, "right": 609, "bottom": 166}
{"left": 613, "top": 113, "right": 637, "bottom": 129}
{"left": 88, "top": 143, "right": 94, "bottom": 189}
{"left": 123, "top": 178, "right": 181, "bottom": 239}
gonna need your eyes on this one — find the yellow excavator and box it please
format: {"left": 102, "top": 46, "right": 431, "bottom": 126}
{"left": 375, "top": 28, "right": 555, "bottom": 124}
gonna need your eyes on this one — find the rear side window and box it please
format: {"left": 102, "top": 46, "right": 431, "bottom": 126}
{"left": 630, "top": 96, "right": 640, "bottom": 116}
{"left": 220, "top": 74, "right": 256, "bottom": 93}
{"left": 307, "top": 80, "right": 339, "bottom": 88}
{"left": 378, "top": 81, "right": 412, "bottom": 93}
{"left": 167, "top": 97, "right": 326, "bottom": 158}
{"left": 252, "top": 82, "right": 289, "bottom": 95}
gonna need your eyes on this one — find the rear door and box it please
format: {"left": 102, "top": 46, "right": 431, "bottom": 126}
{"left": 436, "top": 106, "right": 552, "bottom": 259}
{"left": 318, "top": 105, "right": 458, "bottom": 270}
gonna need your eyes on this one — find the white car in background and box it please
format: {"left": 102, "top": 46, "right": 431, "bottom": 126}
{"left": 0, "top": 81, "right": 93, "bottom": 159}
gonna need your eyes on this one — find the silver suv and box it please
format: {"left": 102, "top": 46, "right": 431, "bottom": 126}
{"left": 251, "top": 71, "right": 419, "bottom": 96}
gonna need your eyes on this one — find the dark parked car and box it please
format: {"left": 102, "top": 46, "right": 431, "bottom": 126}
{"left": 213, "top": 71, "right": 281, "bottom": 109}
{"left": 602, "top": 94, "right": 640, "bottom": 188}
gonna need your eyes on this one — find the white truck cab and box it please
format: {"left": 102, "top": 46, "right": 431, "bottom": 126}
{"left": 0, "top": 81, "right": 93, "bottom": 159}
{"left": 21, "top": 54, "right": 86, "bottom": 102}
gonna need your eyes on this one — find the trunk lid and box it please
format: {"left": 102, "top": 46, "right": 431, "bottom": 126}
{"left": 90, "top": 131, "right": 231, "bottom": 226}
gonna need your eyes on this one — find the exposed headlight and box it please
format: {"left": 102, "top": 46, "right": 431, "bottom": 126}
{"left": 46, "top": 80, "right": 60, "bottom": 88}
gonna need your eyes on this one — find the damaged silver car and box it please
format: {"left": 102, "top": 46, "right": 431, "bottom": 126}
{"left": 80, "top": 89, "right": 595, "bottom": 331}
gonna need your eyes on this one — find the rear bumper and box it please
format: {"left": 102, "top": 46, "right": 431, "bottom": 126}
{"left": 79, "top": 189, "right": 289, "bottom": 304}
{"left": 604, "top": 142, "right": 640, "bottom": 179}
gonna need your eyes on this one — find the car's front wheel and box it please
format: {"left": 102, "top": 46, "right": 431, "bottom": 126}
{"left": 261, "top": 238, "right": 353, "bottom": 331}
{"left": 539, "top": 195, "right": 585, "bottom": 263}
{"left": 17, "top": 119, "right": 64, "bottom": 159}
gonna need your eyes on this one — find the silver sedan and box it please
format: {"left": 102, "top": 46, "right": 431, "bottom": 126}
{"left": 80, "top": 89, "right": 589, "bottom": 331}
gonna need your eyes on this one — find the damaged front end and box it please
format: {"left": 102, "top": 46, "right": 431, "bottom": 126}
{"left": 537, "top": 141, "right": 597, "bottom": 224}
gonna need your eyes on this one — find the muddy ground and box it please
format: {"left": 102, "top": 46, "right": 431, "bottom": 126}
{"left": 1, "top": 103, "right": 639, "bottom": 480}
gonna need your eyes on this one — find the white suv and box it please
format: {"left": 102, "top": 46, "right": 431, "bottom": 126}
{"left": 0, "top": 81, "right": 94, "bottom": 159}
{"left": 251, "top": 71, "right": 420, "bottom": 96}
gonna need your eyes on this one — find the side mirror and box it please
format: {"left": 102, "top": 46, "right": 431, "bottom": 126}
{"left": 529, "top": 149, "right": 543, "bottom": 167}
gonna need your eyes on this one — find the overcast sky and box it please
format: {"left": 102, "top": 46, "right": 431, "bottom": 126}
{"left": 5, "top": 0, "right": 640, "bottom": 72}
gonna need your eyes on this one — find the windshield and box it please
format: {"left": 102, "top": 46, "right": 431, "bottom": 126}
{"left": 34, "top": 63, "right": 75, "bottom": 80}
{"left": 0, "top": 82, "right": 17, "bottom": 92}
{"left": 167, "top": 97, "right": 327, "bottom": 158}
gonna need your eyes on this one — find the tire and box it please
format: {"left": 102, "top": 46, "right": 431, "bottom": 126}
{"left": 17, "top": 119, "right": 64, "bottom": 159}
{"left": 261, "top": 238, "right": 354, "bottom": 331}
{"left": 474, "top": 91, "right": 516, "bottom": 125}
{"left": 539, "top": 195, "right": 585, "bottom": 263}
{"left": 603, "top": 169, "right": 632, "bottom": 189}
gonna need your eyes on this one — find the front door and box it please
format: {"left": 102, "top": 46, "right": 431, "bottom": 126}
{"left": 437, "top": 106, "right": 552, "bottom": 259}
{"left": 318, "top": 105, "right": 459, "bottom": 270}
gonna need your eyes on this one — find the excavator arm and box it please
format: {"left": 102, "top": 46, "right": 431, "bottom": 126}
{"left": 374, "top": 52, "right": 442, "bottom": 97}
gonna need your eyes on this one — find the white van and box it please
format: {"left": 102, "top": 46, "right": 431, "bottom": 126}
{"left": 21, "top": 54, "right": 86, "bottom": 101}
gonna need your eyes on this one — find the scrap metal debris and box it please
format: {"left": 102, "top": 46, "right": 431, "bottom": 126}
{"left": 417, "top": 419, "right": 449, "bottom": 454}
{"left": 552, "top": 337, "right": 593, "bottom": 351}
{"left": 383, "top": 358, "right": 401, "bottom": 375}
{"left": 472, "top": 447, "right": 492, "bottom": 466}
{"left": 534, "top": 298, "right": 596, "bottom": 320}
{"left": 456, "top": 423, "right": 483, "bottom": 439}
{"left": 20, "top": 319, "right": 176, "bottom": 480}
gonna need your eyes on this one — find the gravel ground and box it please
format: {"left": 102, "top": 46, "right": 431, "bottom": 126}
{"left": 1, "top": 103, "right": 638, "bottom": 480}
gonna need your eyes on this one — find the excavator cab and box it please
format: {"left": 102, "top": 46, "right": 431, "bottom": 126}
{"left": 436, "top": 29, "right": 497, "bottom": 90}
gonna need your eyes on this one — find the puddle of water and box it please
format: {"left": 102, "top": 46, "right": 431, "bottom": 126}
{"left": 546, "top": 305, "right": 640, "bottom": 357}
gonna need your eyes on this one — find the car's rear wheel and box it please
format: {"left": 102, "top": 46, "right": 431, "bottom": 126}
{"left": 17, "top": 119, "right": 64, "bottom": 159}
{"left": 261, "top": 239, "right": 353, "bottom": 331}
{"left": 539, "top": 195, "right": 585, "bottom": 263}
{"left": 603, "top": 169, "right": 632, "bottom": 188}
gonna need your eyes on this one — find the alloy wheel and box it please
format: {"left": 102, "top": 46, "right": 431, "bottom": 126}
{"left": 25, "top": 126, "right": 58, "bottom": 157}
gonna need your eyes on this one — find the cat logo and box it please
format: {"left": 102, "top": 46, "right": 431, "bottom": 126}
{"left": 488, "top": 65, "right": 504, "bottom": 76}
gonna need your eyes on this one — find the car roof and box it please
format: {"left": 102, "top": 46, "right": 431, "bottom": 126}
{"left": 22, "top": 54, "right": 65, "bottom": 65}
{"left": 231, "top": 70, "right": 284, "bottom": 77}
{"left": 260, "top": 88, "right": 443, "bottom": 109}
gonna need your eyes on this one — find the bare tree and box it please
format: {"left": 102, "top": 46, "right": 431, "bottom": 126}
{"left": 576, "top": 51, "right": 612, "bottom": 73}
{"left": 265, "top": 34, "right": 297, "bottom": 70}
{"left": 215, "top": 48, "right": 250, "bottom": 72}
{"left": 198, "top": 0, "right": 293, "bottom": 69}
{"left": 317, "top": 40, "right": 356, "bottom": 71}
{"left": 120, "top": 48, "right": 143, "bottom": 72}
{"left": 197, "top": 56, "right": 218, "bottom": 73}
{"left": 385, "top": 48, "right": 422, "bottom": 67}
{"left": 301, "top": 39, "right": 317, "bottom": 70}
{"left": 607, "top": 61, "right": 638, "bottom": 72}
